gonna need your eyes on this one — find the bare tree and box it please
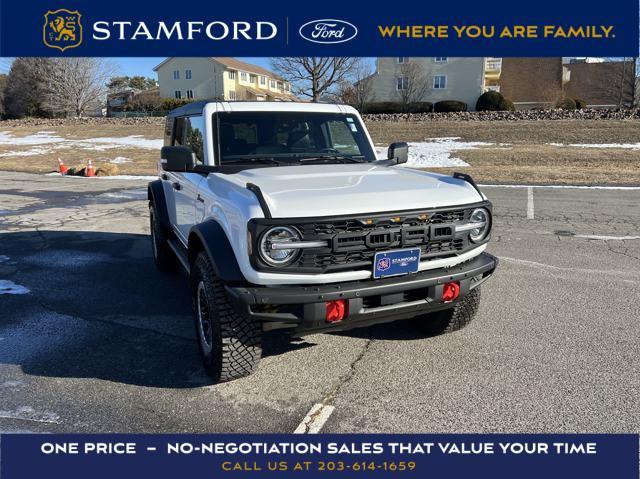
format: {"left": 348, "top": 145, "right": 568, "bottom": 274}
{"left": 270, "top": 57, "right": 360, "bottom": 102}
{"left": 332, "top": 61, "right": 375, "bottom": 111}
{"left": 396, "top": 61, "right": 428, "bottom": 111}
{"left": 37, "top": 58, "right": 115, "bottom": 117}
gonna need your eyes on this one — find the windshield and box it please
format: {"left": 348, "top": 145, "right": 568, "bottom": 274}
{"left": 214, "top": 112, "right": 377, "bottom": 165}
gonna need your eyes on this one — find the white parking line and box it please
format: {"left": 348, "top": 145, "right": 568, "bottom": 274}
{"left": 526, "top": 187, "right": 534, "bottom": 219}
{"left": 293, "top": 403, "right": 335, "bottom": 434}
{"left": 480, "top": 184, "right": 640, "bottom": 190}
{"left": 574, "top": 234, "right": 640, "bottom": 241}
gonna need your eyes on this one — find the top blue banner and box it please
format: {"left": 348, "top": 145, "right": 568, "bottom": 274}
{"left": 0, "top": 0, "right": 638, "bottom": 56}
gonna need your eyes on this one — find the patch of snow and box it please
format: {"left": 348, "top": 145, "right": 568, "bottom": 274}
{"left": 98, "top": 189, "right": 147, "bottom": 200}
{"left": 110, "top": 156, "right": 132, "bottom": 164}
{"left": 0, "top": 131, "right": 162, "bottom": 156}
{"left": 548, "top": 142, "right": 640, "bottom": 149}
{"left": 0, "top": 280, "right": 30, "bottom": 295}
{"left": 0, "top": 406, "right": 59, "bottom": 424}
{"left": 376, "top": 137, "right": 498, "bottom": 167}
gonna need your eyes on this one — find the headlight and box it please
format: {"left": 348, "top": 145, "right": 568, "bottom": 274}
{"left": 258, "top": 226, "right": 301, "bottom": 266}
{"left": 468, "top": 208, "right": 490, "bottom": 242}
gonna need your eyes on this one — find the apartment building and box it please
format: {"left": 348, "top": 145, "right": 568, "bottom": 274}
{"left": 153, "top": 57, "right": 295, "bottom": 101}
{"left": 368, "top": 57, "right": 502, "bottom": 110}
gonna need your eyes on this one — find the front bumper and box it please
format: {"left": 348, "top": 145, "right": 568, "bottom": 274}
{"left": 226, "top": 252, "right": 498, "bottom": 335}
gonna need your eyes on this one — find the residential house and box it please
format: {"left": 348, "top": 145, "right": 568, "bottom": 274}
{"left": 153, "top": 57, "right": 295, "bottom": 102}
{"left": 368, "top": 57, "right": 507, "bottom": 110}
{"left": 564, "top": 60, "right": 636, "bottom": 108}
{"left": 498, "top": 58, "right": 569, "bottom": 108}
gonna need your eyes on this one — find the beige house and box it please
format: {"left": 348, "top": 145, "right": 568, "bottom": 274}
{"left": 368, "top": 57, "right": 503, "bottom": 110}
{"left": 153, "top": 57, "right": 295, "bottom": 101}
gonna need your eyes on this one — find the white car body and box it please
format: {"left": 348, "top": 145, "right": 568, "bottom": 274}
{"left": 160, "top": 101, "right": 487, "bottom": 285}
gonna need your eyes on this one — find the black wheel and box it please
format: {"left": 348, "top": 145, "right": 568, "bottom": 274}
{"left": 190, "top": 252, "right": 262, "bottom": 382}
{"left": 411, "top": 287, "right": 481, "bottom": 336}
{"left": 149, "top": 204, "right": 177, "bottom": 272}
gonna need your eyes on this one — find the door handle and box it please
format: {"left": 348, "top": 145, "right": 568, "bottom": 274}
{"left": 172, "top": 182, "right": 182, "bottom": 191}
{"left": 197, "top": 194, "right": 205, "bottom": 203}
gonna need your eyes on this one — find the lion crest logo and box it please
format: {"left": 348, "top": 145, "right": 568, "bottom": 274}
{"left": 43, "top": 9, "right": 82, "bottom": 51}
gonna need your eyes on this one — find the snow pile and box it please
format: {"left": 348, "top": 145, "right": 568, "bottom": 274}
{"left": 110, "top": 157, "right": 132, "bottom": 164}
{"left": 376, "top": 137, "right": 501, "bottom": 168}
{"left": 548, "top": 142, "right": 640, "bottom": 149}
{"left": 0, "top": 130, "right": 163, "bottom": 157}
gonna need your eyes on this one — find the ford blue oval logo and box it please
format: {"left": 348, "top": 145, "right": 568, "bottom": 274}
{"left": 299, "top": 19, "right": 358, "bottom": 44}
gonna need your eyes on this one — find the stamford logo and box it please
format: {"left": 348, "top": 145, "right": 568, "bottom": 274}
{"left": 377, "top": 257, "right": 391, "bottom": 272}
{"left": 299, "top": 19, "right": 358, "bottom": 44}
{"left": 43, "top": 9, "right": 82, "bottom": 51}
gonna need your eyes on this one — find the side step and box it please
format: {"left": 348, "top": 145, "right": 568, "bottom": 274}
{"left": 167, "top": 238, "right": 190, "bottom": 274}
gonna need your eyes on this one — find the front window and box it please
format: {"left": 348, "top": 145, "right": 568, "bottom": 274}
{"left": 214, "top": 112, "right": 376, "bottom": 165}
{"left": 240, "top": 72, "right": 248, "bottom": 81}
{"left": 396, "top": 76, "right": 409, "bottom": 90}
{"left": 185, "top": 69, "right": 192, "bottom": 79}
{"left": 435, "top": 57, "right": 448, "bottom": 63}
{"left": 174, "top": 90, "right": 182, "bottom": 99}
{"left": 173, "top": 70, "right": 180, "bottom": 80}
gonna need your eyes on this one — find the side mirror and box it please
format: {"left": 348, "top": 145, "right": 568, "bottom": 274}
{"left": 161, "top": 146, "right": 195, "bottom": 172}
{"left": 387, "top": 142, "right": 409, "bottom": 164}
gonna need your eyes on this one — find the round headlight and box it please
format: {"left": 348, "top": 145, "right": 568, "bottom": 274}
{"left": 469, "top": 208, "right": 490, "bottom": 242}
{"left": 259, "top": 226, "right": 301, "bottom": 266}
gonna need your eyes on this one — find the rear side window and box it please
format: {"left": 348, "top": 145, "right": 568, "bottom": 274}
{"left": 172, "top": 116, "right": 205, "bottom": 166}
{"left": 163, "top": 117, "right": 173, "bottom": 146}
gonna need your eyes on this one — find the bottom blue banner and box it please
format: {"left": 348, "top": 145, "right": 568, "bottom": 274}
{"left": 1, "top": 434, "right": 638, "bottom": 478}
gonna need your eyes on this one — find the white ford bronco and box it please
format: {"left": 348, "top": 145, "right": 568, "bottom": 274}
{"left": 148, "top": 101, "right": 497, "bottom": 382}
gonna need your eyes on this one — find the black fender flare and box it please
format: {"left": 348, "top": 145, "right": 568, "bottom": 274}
{"left": 147, "top": 180, "right": 171, "bottom": 231}
{"left": 188, "top": 220, "right": 245, "bottom": 283}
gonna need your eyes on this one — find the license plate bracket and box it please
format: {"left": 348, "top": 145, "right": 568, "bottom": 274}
{"left": 373, "top": 248, "right": 421, "bottom": 279}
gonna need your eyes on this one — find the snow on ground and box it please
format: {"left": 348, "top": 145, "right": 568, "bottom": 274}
{"left": 548, "top": 142, "right": 640, "bottom": 149}
{"left": 375, "top": 137, "right": 501, "bottom": 168}
{"left": 110, "top": 157, "right": 132, "bottom": 164}
{"left": 0, "top": 280, "right": 30, "bottom": 295}
{"left": 0, "top": 131, "right": 163, "bottom": 157}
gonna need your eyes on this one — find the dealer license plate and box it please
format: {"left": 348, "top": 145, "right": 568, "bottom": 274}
{"left": 373, "top": 248, "right": 421, "bottom": 279}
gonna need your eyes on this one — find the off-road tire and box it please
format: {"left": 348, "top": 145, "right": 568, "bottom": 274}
{"left": 149, "top": 203, "right": 177, "bottom": 272}
{"left": 412, "top": 287, "right": 481, "bottom": 336}
{"left": 191, "top": 252, "right": 262, "bottom": 382}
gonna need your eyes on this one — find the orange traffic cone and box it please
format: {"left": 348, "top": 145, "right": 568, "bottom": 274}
{"left": 57, "top": 158, "right": 68, "bottom": 175}
{"left": 86, "top": 160, "right": 95, "bottom": 177}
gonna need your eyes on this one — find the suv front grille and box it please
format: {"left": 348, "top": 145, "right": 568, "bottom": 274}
{"left": 285, "top": 208, "right": 470, "bottom": 273}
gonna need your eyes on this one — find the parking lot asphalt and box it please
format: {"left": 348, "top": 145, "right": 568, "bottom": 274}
{"left": 1, "top": 171, "right": 639, "bottom": 433}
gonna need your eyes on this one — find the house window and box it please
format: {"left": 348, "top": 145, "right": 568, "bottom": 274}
{"left": 240, "top": 72, "right": 247, "bottom": 81}
{"left": 228, "top": 90, "right": 237, "bottom": 100}
{"left": 259, "top": 76, "right": 266, "bottom": 85}
{"left": 174, "top": 90, "right": 182, "bottom": 99}
{"left": 277, "top": 81, "right": 284, "bottom": 91}
{"left": 249, "top": 74, "right": 257, "bottom": 83}
{"left": 270, "top": 80, "right": 276, "bottom": 88}
{"left": 185, "top": 69, "right": 192, "bottom": 79}
{"left": 397, "top": 57, "right": 408, "bottom": 64}
{"left": 186, "top": 90, "right": 194, "bottom": 99}
{"left": 285, "top": 83, "right": 290, "bottom": 92}
{"left": 433, "top": 75, "right": 447, "bottom": 89}
{"left": 173, "top": 70, "right": 180, "bottom": 80}
{"left": 434, "top": 57, "right": 448, "bottom": 63}
{"left": 228, "top": 71, "right": 236, "bottom": 80}
{"left": 396, "top": 76, "right": 409, "bottom": 90}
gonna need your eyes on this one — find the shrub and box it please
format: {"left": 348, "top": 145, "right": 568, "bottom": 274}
{"left": 434, "top": 100, "right": 468, "bottom": 113}
{"left": 407, "top": 102, "right": 433, "bottom": 113}
{"left": 476, "top": 91, "right": 505, "bottom": 111}
{"left": 556, "top": 98, "right": 577, "bottom": 110}
{"left": 500, "top": 98, "right": 516, "bottom": 112}
{"left": 574, "top": 98, "right": 587, "bottom": 110}
{"left": 363, "top": 102, "right": 403, "bottom": 114}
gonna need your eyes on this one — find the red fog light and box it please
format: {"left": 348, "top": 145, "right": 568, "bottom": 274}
{"left": 442, "top": 282, "right": 460, "bottom": 302}
{"left": 325, "top": 299, "right": 348, "bottom": 323}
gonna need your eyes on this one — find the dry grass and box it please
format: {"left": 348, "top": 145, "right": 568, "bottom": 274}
{"left": 0, "top": 119, "right": 638, "bottom": 185}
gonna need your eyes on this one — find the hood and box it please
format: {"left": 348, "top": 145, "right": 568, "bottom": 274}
{"left": 220, "top": 164, "right": 484, "bottom": 218}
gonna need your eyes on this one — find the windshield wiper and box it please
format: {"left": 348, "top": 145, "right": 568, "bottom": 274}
{"left": 223, "top": 157, "right": 289, "bottom": 166}
{"left": 297, "top": 155, "right": 365, "bottom": 164}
